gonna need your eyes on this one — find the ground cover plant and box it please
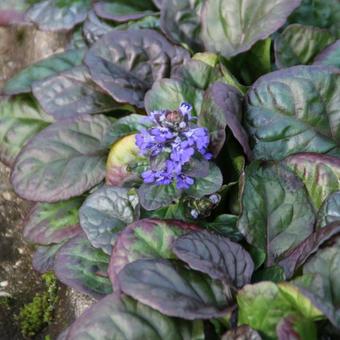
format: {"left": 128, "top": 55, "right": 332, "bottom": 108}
{"left": 0, "top": 0, "right": 339, "bottom": 339}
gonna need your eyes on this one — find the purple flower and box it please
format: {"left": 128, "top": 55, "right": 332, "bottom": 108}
{"left": 176, "top": 174, "right": 194, "bottom": 189}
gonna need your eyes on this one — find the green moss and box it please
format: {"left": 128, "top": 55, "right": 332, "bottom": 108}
{"left": 17, "top": 273, "right": 58, "bottom": 338}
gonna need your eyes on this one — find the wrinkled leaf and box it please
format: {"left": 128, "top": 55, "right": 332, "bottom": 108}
{"left": 66, "top": 293, "right": 204, "bottom": 340}
{"left": 245, "top": 65, "right": 340, "bottom": 160}
{"left": 283, "top": 153, "right": 340, "bottom": 210}
{"left": 11, "top": 114, "right": 113, "bottom": 202}
{"left": 32, "top": 66, "right": 118, "bottom": 119}
{"left": 85, "top": 29, "right": 189, "bottom": 108}
{"left": 118, "top": 259, "right": 233, "bottom": 319}
{"left": 109, "top": 218, "right": 199, "bottom": 287}
{"left": 54, "top": 233, "right": 112, "bottom": 299}
{"left": 172, "top": 230, "right": 254, "bottom": 287}
{"left": 26, "top": 0, "right": 91, "bottom": 31}
{"left": 275, "top": 24, "right": 335, "bottom": 68}
{"left": 0, "top": 95, "right": 52, "bottom": 167}
{"left": 83, "top": 10, "right": 114, "bottom": 44}
{"left": 24, "top": 197, "right": 83, "bottom": 245}
{"left": 3, "top": 48, "right": 86, "bottom": 95}
{"left": 79, "top": 185, "right": 140, "bottom": 255}
{"left": 238, "top": 162, "right": 315, "bottom": 267}
{"left": 313, "top": 40, "right": 340, "bottom": 68}
{"left": 201, "top": 0, "right": 301, "bottom": 57}
{"left": 317, "top": 191, "right": 340, "bottom": 228}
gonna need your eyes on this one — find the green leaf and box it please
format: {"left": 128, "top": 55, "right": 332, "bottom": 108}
{"left": 118, "top": 259, "right": 233, "bottom": 319}
{"left": 0, "top": 95, "right": 52, "bottom": 167}
{"left": 275, "top": 24, "right": 335, "bottom": 68}
{"left": 317, "top": 191, "right": 340, "bottom": 228}
{"left": 245, "top": 65, "right": 340, "bottom": 160}
{"left": 66, "top": 294, "right": 204, "bottom": 340}
{"left": 54, "top": 233, "right": 112, "bottom": 299}
{"left": 238, "top": 162, "right": 315, "bottom": 267}
{"left": 237, "top": 281, "right": 324, "bottom": 339}
{"left": 79, "top": 185, "right": 140, "bottom": 255}
{"left": 283, "top": 153, "right": 340, "bottom": 210}
{"left": 24, "top": 197, "right": 83, "bottom": 245}
{"left": 109, "top": 218, "right": 199, "bottom": 287}
{"left": 201, "top": 0, "right": 300, "bottom": 57}
{"left": 11, "top": 114, "right": 113, "bottom": 202}
{"left": 3, "top": 48, "right": 86, "bottom": 95}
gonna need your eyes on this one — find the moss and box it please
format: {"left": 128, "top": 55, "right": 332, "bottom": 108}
{"left": 17, "top": 273, "right": 58, "bottom": 338}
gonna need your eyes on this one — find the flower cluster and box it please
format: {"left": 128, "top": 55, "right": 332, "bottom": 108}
{"left": 135, "top": 102, "right": 212, "bottom": 189}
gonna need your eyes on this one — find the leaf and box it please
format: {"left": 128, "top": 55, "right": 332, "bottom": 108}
{"left": 0, "top": 95, "right": 52, "bottom": 167}
{"left": 32, "top": 242, "right": 66, "bottom": 274}
{"left": 138, "top": 182, "right": 182, "bottom": 211}
{"left": 32, "top": 66, "right": 119, "bottom": 119}
{"left": 108, "top": 218, "right": 199, "bottom": 287}
{"left": 317, "top": 191, "right": 340, "bottom": 228}
{"left": 65, "top": 294, "right": 204, "bottom": 340}
{"left": 26, "top": 0, "right": 91, "bottom": 31}
{"left": 83, "top": 10, "right": 114, "bottom": 44}
{"left": 288, "top": 0, "right": 340, "bottom": 38}
{"left": 222, "top": 325, "right": 262, "bottom": 340}
{"left": 278, "top": 221, "right": 340, "bottom": 279}
{"left": 79, "top": 185, "right": 140, "bottom": 255}
{"left": 11, "top": 114, "right": 113, "bottom": 202}
{"left": 23, "top": 197, "right": 83, "bottom": 245}
{"left": 313, "top": 40, "right": 340, "bottom": 68}
{"left": 201, "top": 0, "right": 301, "bottom": 57}
{"left": 3, "top": 48, "right": 86, "bottom": 95}
{"left": 245, "top": 65, "right": 340, "bottom": 160}
{"left": 172, "top": 230, "right": 254, "bottom": 287}
{"left": 94, "top": 1, "right": 156, "bottom": 22}
{"left": 252, "top": 265, "right": 286, "bottom": 283}
{"left": 276, "top": 315, "right": 317, "bottom": 340}
{"left": 54, "top": 233, "right": 112, "bottom": 299}
{"left": 186, "top": 162, "right": 223, "bottom": 199}
{"left": 237, "top": 281, "right": 323, "bottom": 339}
{"left": 160, "top": 0, "right": 204, "bottom": 51}
{"left": 84, "top": 29, "right": 189, "bottom": 108}
{"left": 283, "top": 153, "right": 340, "bottom": 210}
{"left": 199, "top": 82, "right": 251, "bottom": 158}
{"left": 275, "top": 24, "right": 335, "bottom": 68}
{"left": 118, "top": 259, "right": 233, "bottom": 319}
{"left": 238, "top": 162, "right": 315, "bottom": 267}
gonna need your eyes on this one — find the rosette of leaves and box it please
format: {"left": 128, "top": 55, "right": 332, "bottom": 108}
{"left": 2, "top": 0, "right": 340, "bottom": 338}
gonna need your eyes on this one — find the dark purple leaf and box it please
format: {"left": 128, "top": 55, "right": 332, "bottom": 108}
{"left": 199, "top": 82, "right": 251, "bottom": 159}
{"left": 172, "top": 230, "right": 254, "bottom": 287}
{"left": 278, "top": 222, "right": 340, "bottom": 279}
{"left": 54, "top": 233, "right": 112, "bottom": 299}
{"left": 11, "top": 114, "right": 113, "bottom": 202}
{"left": 109, "top": 218, "right": 199, "bottom": 288}
{"left": 118, "top": 259, "right": 233, "bottom": 319}
{"left": 84, "top": 29, "right": 189, "bottom": 108}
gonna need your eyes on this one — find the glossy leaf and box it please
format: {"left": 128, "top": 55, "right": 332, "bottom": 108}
{"left": 118, "top": 259, "right": 233, "bottom": 319}
{"left": 11, "top": 114, "right": 113, "bottom": 202}
{"left": 79, "top": 185, "right": 140, "bottom": 255}
{"left": 275, "top": 24, "right": 335, "bottom": 68}
{"left": 0, "top": 95, "right": 52, "bottom": 167}
{"left": 245, "top": 65, "right": 340, "bottom": 160}
{"left": 278, "top": 221, "right": 340, "bottom": 279}
{"left": 109, "top": 218, "right": 199, "bottom": 287}
{"left": 3, "top": 48, "right": 86, "bottom": 95}
{"left": 66, "top": 293, "right": 204, "bottom": 340}
{"left": 237, "top": 281, "right": 323, "bottom": 338}
{"left": 238, "top": 162, "right": 315, "bottom": 267}
{"left": 201, "top": 0, "right": 301, "bottom": 57}
{"left": 199, "top": 82, "right": 251, "bottom": 158}
{"left": 24, "top": 197, "right": 83, "bottom": 245}
{"left": 317, "top": 191, "right": 340, "bottom": 228}
{"left": 160, "top": 0, "right": 204, "bottom": 51}
{"left": 26, "top": 0, "right": 91, "bottom": 31}
{"left": 172, "top": 230, "right": 254, "bottom": 287}
{"left": 54, "top": 233, "right": 112, "bottom": 299}
{"left": 313, "top": 40, "right": 340, "bottom": 68}
{"left": 283, "top": 153, "right": 340, "bottom": 210}
{"left": 84, "top": 29, "right": 189, "bottom": 108}
{"left": 32, "top": 66, "right": 118, "bottom": 119}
